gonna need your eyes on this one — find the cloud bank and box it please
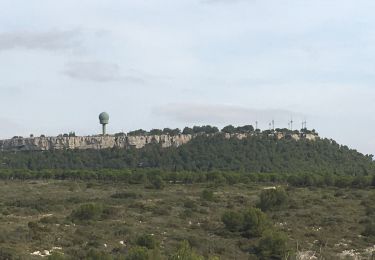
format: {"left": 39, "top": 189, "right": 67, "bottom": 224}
{"left": 63, "top": 61, "right": 145, "bottom": 83}
{"left": 0, "top": 30, "right": 82, "bottom": 52}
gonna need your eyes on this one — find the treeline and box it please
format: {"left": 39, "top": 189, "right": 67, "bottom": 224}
{"left": 0, "top": 169, "right": 374, "bottom": 188}
{"left": 126, "top": 125, "right": 234, "bottom": 136}
{"left": 0, "top": 134, "right": 373, "bottom": 175}
{"left": 122, "top": 124, "right": 316, "bottom": 136}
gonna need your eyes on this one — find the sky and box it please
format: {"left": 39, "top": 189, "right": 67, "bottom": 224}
{"left": 0, "top": 0, "right": 374, "bottom": 155}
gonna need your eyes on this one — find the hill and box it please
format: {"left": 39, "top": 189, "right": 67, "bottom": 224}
{"left": 0, "top": 129, "right": 373, "bottom": 176}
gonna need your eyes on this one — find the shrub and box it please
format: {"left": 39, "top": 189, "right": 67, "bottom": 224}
{"left": 168, "top": 240, "right": 204, "bottom": 260}
{"left": 136, "top": 234, "right": 158, "bottom": 249}
{"left": 0, "top": 248, "right": 16, "bottom": 260}
{"left": 257, "top": 188, "right": 288, "bottom": 211}
{"left": 69, "top": 203, "right": 103, "bottom": 222}
{"left": 179, "top": 208, "right": 194, "bottom": 219}
{"left": 221, "top": 211, "right": 244, "bottom": 232}
{"left": 242, "top": 207, "right": 269, "bottom": 238}
{"left": 183, "top": 199, "right": 197, "bottom": 210}
{"left": 363, "top": 221, "right": 375, "bottom": 237}
{"left": 85, "top": 249, "right": 113, "bottom": 260}
{"left": 147, "top": 175, "right": 165, "bottom": 190}
{"left": 151, "top": 205, "right": 171, "bottom": 216}
{"left": 111, "top": 192, "right": 139, "bottom": 199}
{"left": 101, "top": 206, "right": 118, "bottom": 219}
{"left": 40, "top": 216, "right": 59, "bottom": 224}
{"left": 222, "top": 207, "right": 269, "bottom": 238}
{"left": 126, "top": 246, "right": 149, "bottom": 260}
{"left": 47, "top": 252, "right": 68, "bottom": 260}
{"left": 201, "top": 189, "right": 215, "bottom": 201}
{"left": 257, "top": 231, "right": 289, "bottom": 259}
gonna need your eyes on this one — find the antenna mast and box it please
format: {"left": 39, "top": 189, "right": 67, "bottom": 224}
{"left": 301, "top": 119, "right": 307, "bottom": 130}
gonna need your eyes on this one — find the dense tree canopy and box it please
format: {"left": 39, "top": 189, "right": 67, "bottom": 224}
{"left": 0, "top": 133, "right": 373, "bottom": 176}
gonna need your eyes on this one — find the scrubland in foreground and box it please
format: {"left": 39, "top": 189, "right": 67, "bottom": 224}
{"left": 0, "top": 180, "right": 374, "bottom": 259}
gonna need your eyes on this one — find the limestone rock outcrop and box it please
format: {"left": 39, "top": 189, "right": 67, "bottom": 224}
{"left": 0, "top": 132, "right": 318, "bottom": 152}
{"left": 0, "top": 134, "right": 193, "bottom": 151}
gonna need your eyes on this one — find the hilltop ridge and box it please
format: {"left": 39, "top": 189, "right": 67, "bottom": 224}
{"left": 0, "top": 126, "right": 319, "bottom": 152}
{"left": 1, "top": 125, "right": 373, "bottom": 176}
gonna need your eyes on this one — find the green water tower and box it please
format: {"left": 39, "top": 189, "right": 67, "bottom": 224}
{"left": 99, "top": 112, "right": 109, "bottom": 135}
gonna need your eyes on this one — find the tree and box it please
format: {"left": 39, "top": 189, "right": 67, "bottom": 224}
{"left": 221, "top": 125, "right": 236, "bottom": 134}
{"left": 149, "top": 129, "right": 163, "bottom": 135}
{"left": 221, "top": 211, "right": 244, "bottom": 232}
{"left": 257, "top": 188, "right": 288, "bottom": 211}
{"left": 222, "top": 207, "right": 269, "bottom": 237}
{"left": 126, "top": 246, "right": 149, "bottom": 260}
{"left": 200, "top": 125, "right": 219, "bottom": 134}
{"left": 170, "top": 128, "right": 181, "bottom": 136}
{"left": 182, "top": 127, "right": 194, "bottom": 135}
{"left": 69, "top": 203, "right": 103, "bottom": 222}
{"left": 162, "top": 128, "right": 173, "bottom": 135}
{"left": 236, "top": 125, "right": 254, "bottom": 133}
{"left": 257, "top": 231, "right": 289, "bottom": 259}
{"left": 242, "top": 207, "right": 269, "bottom": 238}
{"left": 128, "top": 129, "right": 147, "bottom": 136}
{"left": 136, "top": 234, "right": 158, "bottom": 249}
{"left": 201, "top": 189, "right": 215, "bottom": 201}
{"left": 168, "top": 241, "right": 204, "bottom": 260}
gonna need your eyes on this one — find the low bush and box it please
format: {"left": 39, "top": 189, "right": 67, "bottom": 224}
{"left": 221, "top": 211, "right": 244, "bottom": 232}
{"left": 222, "top": 207, "right": 269, "bottom": 238}
{"left": 146, "top": 175, "right": 165, "bottom": 190}
{"left": 126, "top": 246, "right": 149, "bottom": 260}
{"left": 363, "top": 221, "right": 375, "bottom": 237}
{"left": 69, "top": 203, "right": 103, "bottom": 222}
{"left": 136, "top": 234, "right": 158, "bottom": 249}
{"left": 101, "top": 206, "right": 119, "bottom": 219}
{"left": 85, "top": 249, "right": 113, "bottom": 260}
{"left": 39, "top": 215, "right": 59, "bottom": 224}
{"left": 183, "top": 199, "right": 197, "bottom": 210}
{"left": 257, "top": 188, "right": 288, "bottom": 211}
{"left": 47, "top": 252, "right": 68, "bottom": 260}
{"left": 201, "top": 189, "right": 215, "bottom": 201}
{"left": 242, "top": 208, "right": 269, "bottom": 238}
{"left": 257, "top": 230, "right": 289, "bottom": 259}
{"left": 151, "top": 205, "right": 171, "bottom": 216}
{"left": 168, "top": 240, "right": 204, "bottom": 260}
{"left": 111, "top": 192, "right": 139, "bottom": 199}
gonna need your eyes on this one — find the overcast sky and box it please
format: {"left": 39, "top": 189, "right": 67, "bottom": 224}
{"left": 0, "top": 0, "right": 374, "bottom": 155}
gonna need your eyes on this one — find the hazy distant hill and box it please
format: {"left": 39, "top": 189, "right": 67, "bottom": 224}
{"left": 0, "top": 132, "right": 373, "bottom": 175}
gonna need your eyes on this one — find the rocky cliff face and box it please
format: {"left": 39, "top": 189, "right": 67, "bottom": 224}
{"left": 0, "top": 132, "right": 318, "bottom": 152}
{"left": 0, "top": 134, "right": 194, "bottom": 151}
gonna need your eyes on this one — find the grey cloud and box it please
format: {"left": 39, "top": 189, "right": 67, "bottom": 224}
{"left": 63, "top": 61, "right": 145, "bottom": 83}
{"left": 0, "top": 30, "right": 82, "bottom": 52}
{"left": 155, "top": 103, "right": 305, "bottom": 128}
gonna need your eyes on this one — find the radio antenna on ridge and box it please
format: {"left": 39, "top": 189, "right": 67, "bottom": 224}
{"left": 255, "top": 121, "right": 258, "bottom": 130}
{"left": 301, "top": 119, "right": 307, "bottom": 130}
{"left": 290, "top": 118, "right": 294, "bottom": 131}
